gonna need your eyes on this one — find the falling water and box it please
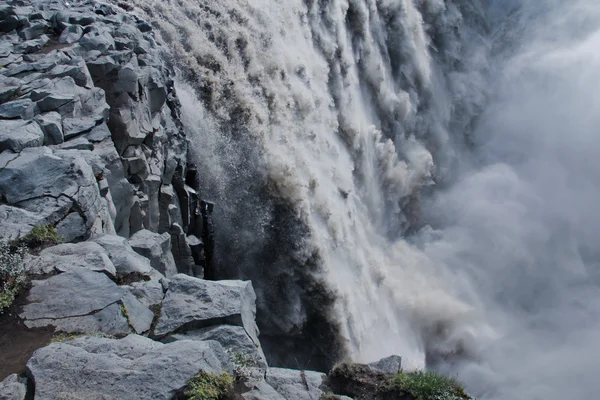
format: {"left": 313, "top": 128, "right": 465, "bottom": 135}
{"left": 128, "top": 0, "right": 600, "bottom": 398}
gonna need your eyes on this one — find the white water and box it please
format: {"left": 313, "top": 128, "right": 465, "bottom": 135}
{"left": 130, "top": 0, "right": 600, "bottom": 398}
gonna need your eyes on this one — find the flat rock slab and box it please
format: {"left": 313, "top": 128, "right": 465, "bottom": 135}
{"left": 92, "top": 234, "right": 158, "bottom": 280}
{"left": 166, "top": 325, "right": 267, "bottom": 370}
{"left": 266, "top": 368, "right": 326, "bottom": 400}
{"left": 27, "top": 335, "right": 230, "bottom": 400}
{"left": 26, "top": 242, "right": 116, "bottom": 278}
{"left": 154, "top": 274, "right": 259, "bottom": 341}
{"left": 20, "top": 268, "right": 153, "bottom": 335}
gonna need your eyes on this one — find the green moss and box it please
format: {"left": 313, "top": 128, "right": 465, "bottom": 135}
{"left": 21, "top": 225, "right": 63, "bottom": 248}
{"left": 393, "top": 370, "right": 471, "bottom": 400}
{"left": 184, "top": 371, "right": 234, "bottom": 400}
{"left": 50, "top": 333, "right": 85, "bottom": 343}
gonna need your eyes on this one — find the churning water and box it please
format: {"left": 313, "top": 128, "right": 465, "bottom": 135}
{"left": 130, "top": 0, "right": 600, "bottom": 398}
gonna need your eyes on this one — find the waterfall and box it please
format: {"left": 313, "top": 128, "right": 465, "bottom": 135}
{"left": 129, "top": 0, "right": 600, "bottom": 398}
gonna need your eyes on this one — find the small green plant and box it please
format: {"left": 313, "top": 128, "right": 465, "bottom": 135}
{"left": 0, "top": 242, "right": 26, "bottom": 314}
{"left": 50, "top": 333, "right": 85, "bottom": 343}
{"left": 230, "top": 351, "right": 259, "bottom": 379}
{"left": 184, "top": 371, "right": 234, "bottom": 400}
{"left": 393, "top": 370, "right": 471, "bottom": 400}
{"left": 21, "top": 225, "right": 63, "bottom": 248}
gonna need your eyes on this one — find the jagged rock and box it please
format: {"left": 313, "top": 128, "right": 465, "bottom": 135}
{"left": 0, "top": 98, "right": 34, "bottom": 119}
{"left": 154, "top": 274, "right": 259, "bottom": 341}
{"left": 122, "top": 145, "right": 149, "bottom": 181}
{"left": 166, "top": 325, "right": 267, "bottom": 369}
{"left": 0, "top": 86, "right": 18, "bottom": 103}
{"left": 0, "top": 7, "right": 20, "bottom": 33}
{"left": 265, "top": 368, "right": 326, "bottom": 400}
{"left": 79, "top": 28, "right": 115, "bottom": 53}
{"left": 79, "top": 87, "right": 109, "bottom": 121}
{"left": 242, "top": 382, "right": 286, "bottom": 400}
{"left": 0, "top": 148, "right": 102, "bottom": 239}
{"left": 27, "top": 335, "right": 231, "bottom": 400}
{"left": 55, "top": 212, "right": 88, "bottom": 242}
{"left": 35, "top": 93, "right": 76, "bottom": 115}
{"left": 19, "top": 20, "right": 48, "bottom": 41}
{"left": 14, "top": 34, "right": 49, "bottom": 54}
{"left": 30, "top": 76, "right": 78, "bottom": 101}
{"left": 26, "top": 242, "right": 116, "bottom": 278}
{"left": 0, "top": 374, "right": 27, "bottom": 400}
{"left": 0, "top": 119, "right": 44, "bottom": 152}
{"left": 48, "top": 60, "right": 94, "bottom": 88}
{"left": 84, "top": 122, "right": 111, "bottom": 142}
{"left": 58, "top": 24, "right": 83, "bottom": 44}
{"left": 123, "top": 279, "right": 165, "bottom": 308}
{"left": 0, "top": 205, "right": 42, "bottom": 240}
{"left": 62, "top": 116, "right": 97, "bottom": 139}
{"left": 121, "top": 292, "right": 154, "bottom": 334}
{"left": 20, "top": 268, "right": 153, "bottom": 335}
{"left": 92, "top": 234, "right": 158, "bottom": 280}
{"left": 367, "top": 355, "right": 402, "bottom": 375}
{"left": 128, "top": 229, "right": 177, "bottom": 277}
{"left": 53, "top": 136, "right": 93, "bottom": 151}
{"left": 35, "top": 112, "right": 64, "bottom": 145}
{"left": 170, "top": 223, "right": 200, "bottom": 276}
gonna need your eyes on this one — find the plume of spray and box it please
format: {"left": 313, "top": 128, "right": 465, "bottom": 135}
{"left": 417, "top": 0, "right": 600, "bottom": 398}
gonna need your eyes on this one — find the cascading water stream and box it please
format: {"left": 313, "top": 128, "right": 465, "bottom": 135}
{"left": 128, "top": 0, "right": 600, "bottom": 398}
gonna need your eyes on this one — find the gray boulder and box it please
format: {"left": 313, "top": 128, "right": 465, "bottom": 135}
{"left": 62, "top": 116, "right": 97, "bottom": 140}
{"left": 14, "top": 35, "right": 49, "bottom": 54}
{"left": 123, "top": 279, "right": 165, "bottom": 308}
{"left": 20, "top": 268, "right": 153, "bottom": 335}
{"left": 0, "top": 205, "right": 42, "bottom": 241}
{"left": 25, "top": 242, "right": 116, "bottom": 278}
{"left": 242, "top": 382, "right": 286, "bottom": 400}
{"left": 0, "top": 147, "right": 102, "bottom": 240}
{"left": 367, "top": 355, "right": 402, "bottom": 375}
{"left": 166, "top": 325, "right": 267, "bottom": 370}
{"left": 27, "top": 335, "right": 231, "bottom": 400}
{"left": 35, "top": 112, "right": 64, "bottom": 145}
{"left": 0, "top": 119, "right": 44, "bottom": 152}
{"left": 128, "top": 229, "right": 177, "bottom": 277}
{"left": 154, "top": 274, "right": 259, "bottom": 342}
{"left": 18, "top": 20, "right": 48, "bottom": 41}
{"left": 0, "top": 374, "right": 27, "bottom": 400}
{"left": 265, "top": 368, "right": 326, "bottom": 400}
{"left": 58, "top": 24, "right": 84, "bottom": 44}
{"left": 0, "top": 98, "right": 34, "bottom": 119}
{"left": 92, "top": 234, "right": 159, "bottom": 280}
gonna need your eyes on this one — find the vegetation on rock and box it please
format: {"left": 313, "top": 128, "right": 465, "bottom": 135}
{"left": 0, "top": 242, "right": 26, "bottom": 314}
{"left": 323, "top": 362, "right": 473, "bottom": 400}
{"left": 183, "top": 371, "right": 235, "bottom": 400}
{"left": 393, "top": 370, "right": 471, "bottom": 400}
{"left": 20, "top": 225, "right": 63, "bottom": 248}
